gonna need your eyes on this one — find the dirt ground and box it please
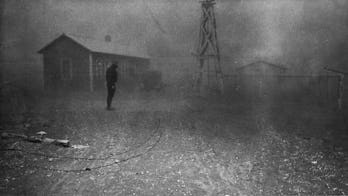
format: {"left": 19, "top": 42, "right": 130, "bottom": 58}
{"left": 0, "top": 90, "right": 348, "bottom": 195}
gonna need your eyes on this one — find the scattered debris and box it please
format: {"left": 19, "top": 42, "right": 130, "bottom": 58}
{"left": 71, "top": 144, "right": 89, "bottom": 149}
{"left": 1, "top": 132, "right": 70, "bottom": 147}
{"left": 24, "top": 123, "right": 31, "bottom": 128}
{"left": 36, "top": 131, "right": 47, "bottom": 138}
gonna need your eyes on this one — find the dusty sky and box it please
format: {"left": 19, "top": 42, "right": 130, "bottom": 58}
{"left": 1, "top": 0, "right": 348, "bottom": 73}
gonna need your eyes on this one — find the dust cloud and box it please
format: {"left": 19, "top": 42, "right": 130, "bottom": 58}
{"left": 0, "top": 0, "right": 347, "bottom": 85}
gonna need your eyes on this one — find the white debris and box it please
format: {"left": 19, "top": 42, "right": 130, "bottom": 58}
{"left": 71, "top": 144, "right": 89, "bottom": 149}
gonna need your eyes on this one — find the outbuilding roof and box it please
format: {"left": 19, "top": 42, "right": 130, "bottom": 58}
{"left": 38, "top": 33, "right": 149, "bottom": 60}
{"left": 235, "top": 60, "right": 287, "bottom": 71}
{"left": 325, "top": 63, "right": 348, "bottom": 75}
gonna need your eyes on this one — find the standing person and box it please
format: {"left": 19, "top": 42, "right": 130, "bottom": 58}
{"left": 106, "top": 62, "right": 118, "bottom": 110}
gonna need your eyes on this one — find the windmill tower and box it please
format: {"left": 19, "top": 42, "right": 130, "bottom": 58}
{"left": 194, "top": 0, "right": 224, "bottom": 94}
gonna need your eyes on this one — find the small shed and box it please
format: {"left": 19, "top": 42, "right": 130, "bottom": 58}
{"left": 234, "top": 61, "right": 287, "bottom": 99}
{"left": 325, "top": 64, "right": 348, "bottom": 75}
{"left": 325, "top": 63, "right": 348, "bottom": 109}
{"left": 38, "top": 33, "right": 150, "bottom": 91}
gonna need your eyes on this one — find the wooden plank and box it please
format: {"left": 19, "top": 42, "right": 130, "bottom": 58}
{"left": 1, "top": 132, "right": 70, "bottom": 147}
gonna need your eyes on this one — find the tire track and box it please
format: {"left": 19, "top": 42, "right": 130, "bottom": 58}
{"left": 49, "top": 147, "right": 92, "bottom": 194}
{"left": 74, "top": 138, "right": 102, "bottom": 195}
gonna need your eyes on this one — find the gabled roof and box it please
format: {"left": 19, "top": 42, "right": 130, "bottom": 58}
{"left": 235, "top": 60, "right": 287, "bottom": 71}
{"left": 38, "top": 33, "right": 149, "bottom": 59}
{"left": 325, "top": 63, "right": 348, "bottom": 75}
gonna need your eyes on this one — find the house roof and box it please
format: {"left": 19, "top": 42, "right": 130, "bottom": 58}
{"left": 325, "top": 63, "right": 348, "bottom": 75}
{"left": 38, "top": 33, "right": 149, "bottom": 60}
{"left": 235, "top": 60, "right": 287, "bottom": 71}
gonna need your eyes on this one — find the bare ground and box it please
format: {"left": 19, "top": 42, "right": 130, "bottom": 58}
{"left": 0, "top": 91, "right": 348, "bottom": 195}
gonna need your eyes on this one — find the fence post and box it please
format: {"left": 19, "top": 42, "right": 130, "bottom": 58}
{"left": 338, "top": 74, "right": 344, "bottom": 110}
{"left": 327, "top": 74, "right": 330, "bottom": 103}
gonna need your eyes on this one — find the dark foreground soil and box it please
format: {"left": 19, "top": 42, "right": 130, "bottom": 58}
{"left": 0, "top": 92, "right": 347, "bottom": 195}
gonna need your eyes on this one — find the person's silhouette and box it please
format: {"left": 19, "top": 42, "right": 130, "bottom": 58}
{"left": 106, "top": 62, "right": 118, "bottom": 110}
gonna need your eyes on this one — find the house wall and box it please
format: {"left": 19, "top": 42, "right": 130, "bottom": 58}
{"left": 92, "top": 53, "right": 150, "bottom": 90}
{"left": 42, "top": 37, "right": 90, "bottom": 91}
{"left": 41, "top": 37, "right": 150, "bottom": 92}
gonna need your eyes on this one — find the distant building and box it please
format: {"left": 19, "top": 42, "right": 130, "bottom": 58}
{"left": 38, "top": 33, "right": 150, "bottom": 91}
{"left": 325, "top": 63, "right": 348, "bottom": 109}
{"left": 325, "top": 64, "right": 348, "bottom": 75}
{"left": 234, "top": 61, "right": 288, "bottom": 99}
{"left": 235, "top": 61, "right": 287, "bottom": 75}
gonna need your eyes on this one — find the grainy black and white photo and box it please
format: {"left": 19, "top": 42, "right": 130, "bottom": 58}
{"left": 0, "top": 0, "right": 348, "bottom": 195}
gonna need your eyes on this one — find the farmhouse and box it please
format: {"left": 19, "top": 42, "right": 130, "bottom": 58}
{"left": 38, "top": 33, "right": 150, "bottom": 91}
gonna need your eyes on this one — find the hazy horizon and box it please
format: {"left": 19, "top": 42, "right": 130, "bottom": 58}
{"left": 1, "top": 0, "right": 348, "bottom": 81}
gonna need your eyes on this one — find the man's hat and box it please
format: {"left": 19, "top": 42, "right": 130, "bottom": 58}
{"left": 111, "top": 62, "right": 118, "bottom": 68}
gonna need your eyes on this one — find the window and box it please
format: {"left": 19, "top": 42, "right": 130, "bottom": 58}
{"left": 60, "top": 58, "right": 72, "bottom": 80}
{"left": 95, "top": 59, "right": 109, "bottom": 79}
{"left": 95, "top": 59, "right": 103, "bottom": 79}
{"left": 105, "top": 35, "right": 111, "bottom": 42}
